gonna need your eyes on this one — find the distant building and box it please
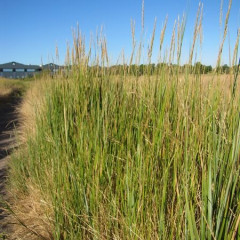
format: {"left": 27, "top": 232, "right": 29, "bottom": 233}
{"left": 0, "top": 61, "right": 60, "bottom": 79}
{"left": 42, "top": 63, "right": 60, "bottom": 72}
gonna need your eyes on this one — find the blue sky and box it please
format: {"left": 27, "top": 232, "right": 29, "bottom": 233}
{"left": 1, "top": 0, "right": 239, "bottom": 66}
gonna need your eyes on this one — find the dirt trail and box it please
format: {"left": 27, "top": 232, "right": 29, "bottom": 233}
{"left": 0, "top": 92, "right": 20, "bottom": 238}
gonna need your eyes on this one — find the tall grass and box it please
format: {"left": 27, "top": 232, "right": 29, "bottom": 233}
{"left": 8, "top": 1, "right": 240, "bottom": 239}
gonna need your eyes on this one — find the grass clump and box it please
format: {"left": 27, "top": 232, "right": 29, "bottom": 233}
{"left": 8, "top": 1, "right": 240, "bottom": 239}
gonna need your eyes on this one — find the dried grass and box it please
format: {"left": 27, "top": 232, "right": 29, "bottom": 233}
{"left": 7, "top": 183, "right": 53, "bottom": 240}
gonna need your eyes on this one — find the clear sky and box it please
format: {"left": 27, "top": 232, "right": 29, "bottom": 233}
{"left": 1, "top": 0, "right": 240, "bottom": 66}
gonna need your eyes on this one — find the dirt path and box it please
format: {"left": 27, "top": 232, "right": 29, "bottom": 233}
{"left": 0, "top": 93, "right": 20, "bottom": 238}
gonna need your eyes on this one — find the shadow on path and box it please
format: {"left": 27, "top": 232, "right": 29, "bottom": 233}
{"left": 0, "top": 91, "right": 21, "bottom": 237}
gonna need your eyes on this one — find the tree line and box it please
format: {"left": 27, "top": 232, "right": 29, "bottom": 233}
{"left": 62, "top": 62, "right": 239, "bottom": 77}
{"left": 99, "top": 62, "right": 238, "bottom": 76}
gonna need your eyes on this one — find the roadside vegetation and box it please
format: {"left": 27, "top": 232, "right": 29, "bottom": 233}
{"left": 0, "top": 77, "right": 32, "bottom": 97}
{"left": 5, "top": 1, "right": 240, "bottom": 239}
{"left": 0, "top": 77, "right": 32, "bottom": 109}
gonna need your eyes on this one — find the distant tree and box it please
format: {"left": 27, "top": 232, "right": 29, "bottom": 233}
{"left": 194, "top": 62, "right": 204, "bottom": 74}
{"left": 222, "top": 64, "right": 230, "bottom": 74}
{"left": 138, "top": 64, "right": 144, "bottom": 76}
{"left": 193, "top": 62, "right": 213, "bottom": 74}
{"left": 204, "top": 65, "right": 213, "bottom": 73}
{"left": 148, "top": 64, "right": 155, "bottom": 75}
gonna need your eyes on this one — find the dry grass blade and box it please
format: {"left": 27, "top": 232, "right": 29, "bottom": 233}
{"left": 189, "top": 2, "right": 203, "bottom": 65}
{"left": 232, "top": 28, "right": 240, "bottom": 67}
{"left": 148, "top": 17, "right": 157, "bottom": 64}
{"left": 158, "top": 15, "right": 168, "bottom": 63}
{"left": 141, "top": 0, "right": 144, "bottom": 32}
{"left": 217, "top": 0, "right": 232, "bottom": 67}
{"left": 128, "top": 19, "right": 136, "bottom": 71}
{"left": 220, "top": 0, "right": 224, "bottom": 28}
{"left": 169, "top": 20, "right": 176, "bottom": 64}
{"left": 177, "top": 14, "right": 186, "bottom": 64}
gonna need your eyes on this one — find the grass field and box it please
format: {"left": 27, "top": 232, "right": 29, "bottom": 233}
{"left": 5, "top": 1, "right": 240, "bottom": 239}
